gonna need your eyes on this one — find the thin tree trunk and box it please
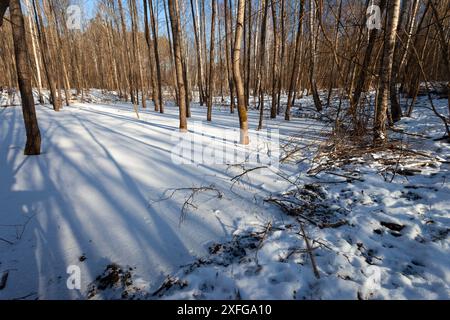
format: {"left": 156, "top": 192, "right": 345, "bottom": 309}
{"left": 270, "top": 0, "right": 279, "bottom": 119}
{"left": 207, "top": 0, "right": 216, "bottom": 122}
{"left": 190, "top": 0, "right": 205, "bottom": 106}
{"left": 285, "top": 0, "right": 304, "bottom": 121}
{"left": 257, "top": 0, "right": 269, "bottom": 130}
{"left": 32, "top": 0, "right": 60, "bottom": 111}
{"left": 150, "top": 0, "right": 164, "bottom": 113}
{"left": 225, "top": 0, "right": 235, "bottom": 113}
{"left": 24, "top": 0, "right": 44, "bottom": 104}
{"left": 429, "top": 0, "right": 450, "bottom": 117}
{"left": 309, "top": 0, "right": 322, "bottom": 112}
{"left": 277, "top": 0, "right": 286, "bottom": 114}
{"left": 233, "top": 0, "right": 249, "bottom": 145}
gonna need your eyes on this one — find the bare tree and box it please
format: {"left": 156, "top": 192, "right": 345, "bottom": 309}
{"left": 207, "top": 0, "right": 216, "bottom": 122}
{"left": 2, "top": 0, "right": 41, "bottom": 155}
{"left": 168, "top": 0, "right": 188, "bottom": 132}
{"left": 285, "top": 0, "right": 304, "bottom": 121}
{"left": 257, "top": 0, "right": 269, "bottom": 130}
{"left": 224, "top": 0, "right": 235, "bottom": 114}
{"left": 233, "top": 0, "right": 249, "bottom": 145}
{"left": 374, "top": 0, "right": 401, "bottom": 145}
{"left": 190, "top": 0, "right": 206, "bottom": 106}
{"left": 308, "top": 0, "right": 322, "bottom": 112}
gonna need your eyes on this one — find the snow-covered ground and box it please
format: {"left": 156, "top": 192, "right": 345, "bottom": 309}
{"left": 0, "top": 92, "right": 449, "bottom": 300}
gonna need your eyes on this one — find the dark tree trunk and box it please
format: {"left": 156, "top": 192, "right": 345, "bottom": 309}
{"left": 168, "top": 0, "right": 188, "bottom": 132}
{"left": 8, "top": 0, "right": 41, "bottom": 155}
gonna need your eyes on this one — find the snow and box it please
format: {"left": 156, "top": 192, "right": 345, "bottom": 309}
{"left": 0, "top": 91, "right": 449, "bottom": 300}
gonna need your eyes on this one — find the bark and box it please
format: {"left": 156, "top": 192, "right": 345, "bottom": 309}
{"left": 32, "top": 0, "right": 60, "bottom": 111}
{"left": 285, "top": 0, "right": 304, "bottom": 121}
{"left": 350, "top": 0, "right": 386, "bottom": 120}
{"left": 374, "top": 0, "right": 401, "bottom": 145}
{"left": 168, "top": 0, "right": 188, "bottom": 132}
{"left": 207, "top": 0, "right": 216, "bottom": 122}
{"left": 233, "top": 0, "right": 249, "bottom": 145}
{"left": 276, "top": 0, "right": 286, "bottom": 114}
{"left": 149, "top": 0, "right": 164, "bottom": 113}
{"left": 257, "top": 0, "right": 269, "bottom": 130}
{"left": 270, "top": 0, "right": 279, "bottom": 119}
{"left": 24, "top": 0, "right": 44, "bottom": 104}
{"left": 190, "top": 0, "right": 206, "bottom": 106}
{"left": 309, "top": 0, "right": 323, "bottom": 112}
{"left": 429, "top": 0, "right": 450, "bottom": 117}
{"left": 9, "top": 0, "right": 42, "bottom": 155}
{"left": 224, "top": 0, "right": 235, "bottom": 113}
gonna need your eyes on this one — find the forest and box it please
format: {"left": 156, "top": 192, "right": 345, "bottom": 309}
{"left": 0, "top": 0, "right": 449, "bottom": 301}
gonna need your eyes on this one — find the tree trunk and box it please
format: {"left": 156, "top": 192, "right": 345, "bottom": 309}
{"left": 350, "top": 0, "right": 386, "bottom": 121}
{"left": 270, "top": 0, "right": 279, "bottom": 119}
{"left": 150, "top": 0, "right": 164, "bottom": 113}
{"left": 285, "top": 0, "right": 304, "bottom": 121}
{"left": 24, "top": 0, "right": 44, "bottom": 104}
{"left": 429, "top": 0, "right": 450, "bottom": 118}
{"left": 233, "top": 0, "right": 249, "bottom": 145}
{"left": 9, "top": 0, "right": 42, "bottom": 155}
{"left": 309, "top": 0, "right": 323, "bottom": 112}
{"left": 207, "top": 0, "right": 216, "bottom": 122}
{"left": 32, "top": 0, "right": 60, "bottom": 111}
{"left": 276, "top": 0, "right": 286, "bottom": 114}
{"left": 224, "top": 0, "right": 235, "bottom": 114}
{"left": 168, "top": 0, "right": 188, "bottom": 132}
{"left": 190, "top": 0, "right": 206, "bottom": 106}
{"left": 257, "top": 0, "right": 269, "bottom": 130}
{"left": 374, "top": 0, "right": 401, "bottom": 145}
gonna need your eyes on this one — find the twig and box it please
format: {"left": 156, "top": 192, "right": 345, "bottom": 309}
{"left": 0, "top": 237, "right": 14, "bottom": 245}
{"left": 324, "top": 171, "right": 364, "bottom": 182}
{"left": 153, "top": 185, "right": 223, "bottom": 225}
{"left": 230, "top": 166, "right": 268, "bottom": 191}
{"left": 255, "top": 221, "right": 272, "bottom": 265}
{"left": 299, "top": 223, "right": 320, "bottom": 279}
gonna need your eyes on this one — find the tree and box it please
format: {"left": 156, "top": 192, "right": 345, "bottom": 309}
{"left": 270, "top": 0, "right": 279, "bottom": 119}
{"left": 149, "top": 0, "right": 164, "bottom": 113}
{"left": 168, "top": 0, "right": 188, "bottom": 132}
{"left": 257, "top": 0, "right": 269, "bottom": 130}
{"left": 308, "top": 0, "right": 323, "bottom": 113}
{"left": 285, "top": 0, "right": 304, "bottom": 121}
{"left": 24, "top": 0, "right": 44, "bottom": 104}
{"left": 233, "top": 0, "right": 249, "bottom": 145}
{"left": 32, "top": 0, "right": 60, "bottom": 111}
{"left": 207, "top": 0, "right": 216, "bottom": 122}
{"left": 374, "top": 0, "right": 401, "bottom": 145}
{"left": 350, "top": 0, "right": 387, "bottom": 124}
{"left": 224, "top": 0, "right": 235, "bottom": 114}
{"left": 190, "top": 0, "right": 206, "bottom": 107}
{"left": 2, "top": 0, "right": 41, "bottom": 155}
{"left": 429, "top": 0, "right": 450, "bottom": 117}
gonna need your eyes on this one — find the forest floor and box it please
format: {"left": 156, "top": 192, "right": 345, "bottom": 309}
{"left": 0, "top": 91, "right": 449, "bottom": 300}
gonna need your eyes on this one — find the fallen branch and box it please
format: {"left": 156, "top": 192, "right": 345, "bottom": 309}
{"left": 154, "top": 185, "right": 223, "bottom": 225}
{"left": 299, "top": 223, "right": 320, "bottom": 279}
{"left": 0, "top": 237, "right": 14, "bottom": 245}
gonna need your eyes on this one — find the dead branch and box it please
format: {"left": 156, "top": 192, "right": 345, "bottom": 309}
{"left": 299, "top": 222, "right": 320, "bottom": 279}
{"left": 154, "top": 185, "right": 223, "bottom": 225}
